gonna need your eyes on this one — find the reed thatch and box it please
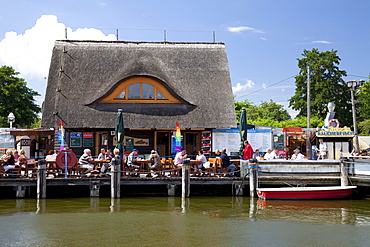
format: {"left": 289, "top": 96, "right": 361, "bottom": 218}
{"left": 41, "top": 40, "right": 237, "bottom": 129}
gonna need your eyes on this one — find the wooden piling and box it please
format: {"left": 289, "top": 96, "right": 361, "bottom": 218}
{"left": 249, "top": 159, "right": 258, "bottom": 198}
{"left": 182, "top": 158, "right": 190, "bottom": 198}
{"left": 111, "top": 164, "right": 121, "bottom": 198}
{"left": 340, "top": 158, "right": 349, "bottom": 186}
{"left": 37, "top": 159, "right": 47, "bottom": 199}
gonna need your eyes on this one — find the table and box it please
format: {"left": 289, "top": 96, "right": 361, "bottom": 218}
{"left": 136, "top": 159, "right": 152, "bottom": 177}
{"left": 91, "top": 159, "right": 111, "bottom": 169}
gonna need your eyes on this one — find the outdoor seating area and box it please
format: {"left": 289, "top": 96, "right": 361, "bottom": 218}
{"left": 0, "top": 156, "right": 242, "bottom": 179}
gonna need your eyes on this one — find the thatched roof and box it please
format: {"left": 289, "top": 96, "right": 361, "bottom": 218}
{"left": 42, "top": 40, "right": 237, "bottom": 129}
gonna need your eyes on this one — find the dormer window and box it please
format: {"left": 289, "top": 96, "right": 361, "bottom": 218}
{"left": 99, "top": 77, "right": 181, "bottom": 104}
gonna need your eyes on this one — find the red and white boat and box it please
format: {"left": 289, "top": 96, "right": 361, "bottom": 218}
{"left": 257, "top": 186, "right": 357, "bottom": 200}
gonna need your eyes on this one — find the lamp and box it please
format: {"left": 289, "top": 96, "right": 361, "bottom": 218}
{"left": 7, "top": 112, "right": 15, "bottom": 129}
{"left": 346, "top": 80, "right": 364, "bottom": 152}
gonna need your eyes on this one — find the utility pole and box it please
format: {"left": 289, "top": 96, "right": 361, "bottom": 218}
{"left": 307, "top": 66, "right": 311, "bottom": 128}
{"left": 306, "top": 66, "right": 312, "bottom": 159}
{"left": 347, "top": 80, "right": 363, "bottom": 153}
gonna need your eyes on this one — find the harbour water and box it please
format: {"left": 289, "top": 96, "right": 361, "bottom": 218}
{"left": 1, "top": 197, "right": 370, "bottom": 246}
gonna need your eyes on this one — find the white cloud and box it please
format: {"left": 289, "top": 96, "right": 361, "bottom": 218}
{"left": 232, "top": 80, "right": 255, "bottom": 93}
{"left": 227, "top": 26, "right": 264, "bottom": 34}
{"left": 260, "top": 37, "right": 267, "bottom": 41}
{"left": 262, "top": 83, "right": 267, "bottom": 89}
{"left": 0, "top": 15, "right": 116, "bottom": 96}
{"left": 312, "top": 40, "right": 331, "bottom": 44}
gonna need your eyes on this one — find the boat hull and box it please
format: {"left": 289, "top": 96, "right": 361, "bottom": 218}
{"left": 257, "top": 186, "right": 357, "bottom": 200}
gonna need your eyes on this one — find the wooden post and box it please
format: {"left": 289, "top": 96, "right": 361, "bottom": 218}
{"left": 37, "top": 159, "right": 47, "bottom": 199}
{"left": 167, "top": 184, "right": 176, "bottom": 196}
{"left": 249, "top": 159, "right": 258, "bottom": 198}
{"left": 340, "top": 158, "right": 349, "bottom": 186}
{"left": 90, "top": 181, "right": 100, "bottom": 197}
{"left": 111, "top": 162, "right": 121, "bottom": 198}
{"left": 182, "top": 158, "right": 190, "bottom": 198}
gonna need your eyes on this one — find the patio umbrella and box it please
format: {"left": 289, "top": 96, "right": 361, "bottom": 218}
{"left": 239, "top": 107, "right": 248, "bottom": 142}
{"left": 115, "top": 109, "right": 125, "bottom": 155}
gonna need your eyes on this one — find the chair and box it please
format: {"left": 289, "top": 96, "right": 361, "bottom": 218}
{"left": 216, "top": 157, "right": 231, "bottom": 177}
{"left": 205, "top": 158, "right": 217, "bottom": 177}
{"left": 121, "top": 158, "right": 134, "bottom": 177}
{"left": 167, "top": 158, "right": 181, "bottom": 177}
{"left": 7, "top": 165, "right": 22, "bottom": 178}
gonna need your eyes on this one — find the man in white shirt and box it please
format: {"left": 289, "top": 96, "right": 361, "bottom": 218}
{"left": 264, "top": 148, "right": 274, "bottom": 160}
{"left": 318, "top": 139, "right": 327, "bottom": 160}
{"left": 290, "top": 149, "right": 305, "bottom": 160}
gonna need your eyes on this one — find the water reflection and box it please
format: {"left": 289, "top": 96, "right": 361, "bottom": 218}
{"left": 255, "top": 199, "right": 370, "bottom": 226}
{"left": 0, "top": 197, "right": 370, "bottom": 246}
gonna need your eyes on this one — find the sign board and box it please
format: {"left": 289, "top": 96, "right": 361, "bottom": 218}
{"left": 83, "top": 132, "right": 93, "bottom": 147}
{"left": 70, "top": 132, "right": 82, "bottom": 147}
{"left": 316, "top": 126, "right": 354, "bottom": 137}
{"left": 212, "top": 128, "right": 272, "bottom": 154}
{"left": 126, "top": 138, "right": 134, "bottom": 152}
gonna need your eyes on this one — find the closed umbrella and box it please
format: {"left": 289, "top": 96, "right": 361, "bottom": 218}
{"left": 115, "top": 109, "right": 125, "bottom": 155}
{"left": 239, "top": 107, "right": 248, "bottom": 141}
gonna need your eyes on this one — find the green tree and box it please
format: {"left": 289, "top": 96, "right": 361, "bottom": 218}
{"left": 358, "top": 119, "right": 370, "bottom": 136}
{"left": 234, "top": 98, "right": 255, "bottom": 123}
{"left": 234, "top": 98, "right": 291, "bottom": 125}
{"left": 288, "top": 49, "right": 352, "bottom": 127}
{"left": 255, "top": 100, "right": 291, "bottom": 122}
{"left": 0, "top": 65, "right": 41, "bottom": 128}
{"left": 357, "top": 79, "right": 370, "bottom": 122}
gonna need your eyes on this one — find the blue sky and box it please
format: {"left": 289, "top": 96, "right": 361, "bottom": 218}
{"left": 0, "top": 0, "right": 369, "bottom": 118}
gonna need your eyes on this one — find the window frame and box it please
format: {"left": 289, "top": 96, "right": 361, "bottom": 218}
{"left": 99, "top": 77, "right": 182, "bottom": 104}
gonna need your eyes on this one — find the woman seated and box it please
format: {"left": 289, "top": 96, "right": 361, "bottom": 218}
{"left": 2, "top": 149, "right": 16, "bottom": 172}
{"left": 13, "top": 150, "right": 20, "bottom": 163}
{"left": 45, "top": 150, "right": 57, "bottom": 161}
{"left": 18, "top": 149, "right": 28, "bottom": 166}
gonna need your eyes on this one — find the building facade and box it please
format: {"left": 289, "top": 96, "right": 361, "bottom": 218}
{"left": 41, "top": 41, "right": 237, "bottom": 157}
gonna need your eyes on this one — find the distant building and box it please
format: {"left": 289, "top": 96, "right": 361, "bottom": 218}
{"left": 41, "top": 40, "right": 236, "bottom": 157}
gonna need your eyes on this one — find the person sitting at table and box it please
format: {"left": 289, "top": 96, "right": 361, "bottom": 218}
{"left": 149, "top": 150, "right": 162, "bottom": 177}
{"left": 195, "top": 150, "right": 207, "bottom": 173}
{"left": 98, "top": 148, "right": 107, "bottom": 160}
{"left": 220, "top": 148, "right": 236, "bottom": 176}
{"left": 264, "top": 148, "right": 274, "bottom": 160}
{"left": 13, "top": 150, "right": 20, "bottom": 163}
{"left": 252, "top": 149, "right": 263, "bottom": 159}
{"left": 18, "top": 149, "right": 28, "bottom": 164}
{"left": 101, "top": 148, "right": 120, "bottom": 174}
{"left": 174, "top": 150, "right": 187, "bottom": 167}
{"left": 127, "top": 149, "right": 140, "bottom": 170}
{"left": 45, "top": 150, "right": 57, "bottom": 161}
{"left": 2, "top": 149, "right": 16, "bottom": 172}
{"left": 290, "top": 149, "right": 305, "bottom": 160}
{"left": 106, "top": 149, "right": 114, "bottom": 159}
{"left": 78, "top": 149, "right": 94, "bottom": 172}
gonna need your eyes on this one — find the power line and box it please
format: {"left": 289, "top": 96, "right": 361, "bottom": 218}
{"left": 235, "top": 74, "right": 297, "bottom": 99}
{"left": 346, "top": 74, "right": 369, "bottom": 79}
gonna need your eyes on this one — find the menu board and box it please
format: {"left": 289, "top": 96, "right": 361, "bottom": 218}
{"left": 70, "top": 132, "right": 82, "bottom": 147}
{"left": 212, "top": 128, "right": 272, "bottom": 154}
{"left": 83, "top": 132, "right": 93, "bottom": 147}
